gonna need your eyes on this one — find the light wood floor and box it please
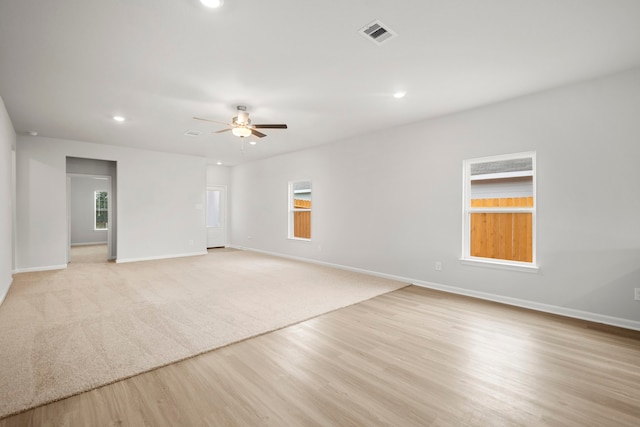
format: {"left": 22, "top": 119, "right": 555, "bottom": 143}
{"left": 2, "top": 286, "right": 639, "bottom": 426}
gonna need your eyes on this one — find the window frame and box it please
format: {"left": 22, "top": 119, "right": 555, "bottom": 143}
{"left": 94, "top": 190, "right": 109, "bottom": 231}
{"left": 461, "top": 151, "right": 538, "bottom": 272}
{"left": 288, "top": 180, "right": 312, "bottom": 241}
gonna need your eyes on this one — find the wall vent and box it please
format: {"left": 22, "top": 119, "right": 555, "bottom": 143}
{"left": 359, "top": 20, "right": 397, "bottom": 45}
{"left": 184, "top": 130, "right": 202, "bottom": 137}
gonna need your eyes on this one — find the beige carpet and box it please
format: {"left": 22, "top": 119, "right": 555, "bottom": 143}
{"left": 0, "top": 248, "right": 406, "bottom": 418}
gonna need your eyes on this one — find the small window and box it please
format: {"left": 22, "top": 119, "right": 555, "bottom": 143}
{"left": 462, "top": 152, "right": 536, "bottom": 269}
{"left": 95, "top": 191, "right": 108, "bottom": 230}
{"left": 289, "top": 180, "right": 311, "bottom": 240}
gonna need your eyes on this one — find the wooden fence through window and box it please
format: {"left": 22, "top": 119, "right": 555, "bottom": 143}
{"left": 293, "top": 199, "right": 311, "bottom": 239}
{"left": 470, "top": 197, "right": 533, "bottom": 262}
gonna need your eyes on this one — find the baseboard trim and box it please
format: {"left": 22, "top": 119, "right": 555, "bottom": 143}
{"left": 231, "top": 245, "right": 640, "bottom": 332}
{"left": 14, "top": 264, "right": 68, "bottom": 273}
{"left": 115, "top": 251, "right": 208, "bottom": 264}
{"left": 229, "top": 245, "right": 413, "bottom": 283}
{"left": 70, "top": 242, "right": 107, "bottom": 246}
{"left": 410, "top": 279, "right": 640, "bottom": 332}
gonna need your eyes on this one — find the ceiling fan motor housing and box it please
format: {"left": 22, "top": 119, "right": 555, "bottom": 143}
{"left": 233, "top": 110, "right": 250, "bottom": 126}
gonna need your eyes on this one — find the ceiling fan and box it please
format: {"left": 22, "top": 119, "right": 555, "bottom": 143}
{"left": 194, "top": 106, "right": 287, "bottom": 138}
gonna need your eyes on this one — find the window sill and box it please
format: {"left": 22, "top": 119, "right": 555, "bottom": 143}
{"left": 459, "top": 257, "right": 539, "bottom": 273}
{"left": 288, "top": 237, "right": 312, "bottom": 242}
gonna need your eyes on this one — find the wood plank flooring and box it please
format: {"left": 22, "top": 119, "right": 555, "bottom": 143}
{"left": 2, "top": 286, "right": 639, "bottom": 426}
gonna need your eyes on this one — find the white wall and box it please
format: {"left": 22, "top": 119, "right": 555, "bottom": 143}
{"left": 0, "top": 97, "right": 16, "bottom": 304}
{"left": 16, "top": 137, "right": 207, "bottom": 270}
{"left": 230, "top": 68, "right": 640, "bottom": 329}
{"left": 206, "top": 163, "right": 230, "bottom": 187}
{"left": 69, "top": 175, "right": 109, "bottom": 245}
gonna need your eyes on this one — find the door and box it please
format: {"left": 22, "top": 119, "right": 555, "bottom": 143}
{"left": 206, "top": 186, "right": 226, "bottom": 248}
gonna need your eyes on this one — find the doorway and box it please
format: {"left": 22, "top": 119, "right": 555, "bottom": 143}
{"left": 206, "top": 186, "right": 227, "bottom": 248}
{"left": 66, "top": 157, "right": 117, "bottom": 263}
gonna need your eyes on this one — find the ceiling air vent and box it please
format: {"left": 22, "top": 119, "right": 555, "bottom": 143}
{"left": 184, "top": 130, "right": 202, "bottom": 137}
{"left": 359, "top": 20, "right": 397, "bottom": 45}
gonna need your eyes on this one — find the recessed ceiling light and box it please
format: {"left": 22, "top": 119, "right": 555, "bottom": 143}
{"left": 249, "top": 140, "right": 257, "bottom": 145}
{"left": 27, "top": 131, "right": 38, "bottom": 136}
{"left": 113, "top": 116, "right": 126, "bottom": 122}
{"left": 216, "top": 161, "right": 222, "bottom": 165}
{"left": 200, "top": 0, "right": 223, "bottom": 8}
{"left": 393, "top": 91, "right": 406, "bottom": 99}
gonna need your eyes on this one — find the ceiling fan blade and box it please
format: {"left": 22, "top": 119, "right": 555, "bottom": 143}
{"left": 251, "top": 129, "right": 267, "bottom": 138}
{"left": 193, "top": 116, "right": 232, "bottom": 126}
{"left": 214, "top": 128, "right": 232, "bottom": 134}
{"left": 252, "top": 124, "right": 288, "bottom": 129}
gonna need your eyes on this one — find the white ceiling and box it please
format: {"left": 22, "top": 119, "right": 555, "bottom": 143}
{"left": 2, "top": 0, "right": 640, "bottom": 166}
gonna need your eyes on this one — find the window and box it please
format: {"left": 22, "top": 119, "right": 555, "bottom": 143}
{"left": 289, "top": 180, "right": 311, "bottom": 240}
{"left": 462, "top": 152, "right": 536, "bottom": 270}
{"left": 95, "top": 191, "right": 108, "bottom": 230}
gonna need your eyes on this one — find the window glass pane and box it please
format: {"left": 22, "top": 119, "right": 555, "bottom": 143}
{"left": 470, "top": 176, "right": 533, "bottom": 207}
{"left": 95, "top": 191, "right": 108, "bottom": 230}
{"left": 291, "top": 181, "right": 311, "bottom": 239}
{"left": 293, "top": 183, "right": 312, "bottom": 205}
{"left": 206, "top": 190, "right": 221, "bottom": 228}
{"left": 293, "top": 181, "right": 311, "bottom": 193}
{"left": 294, "top": 211, "right": 311, "bottom": 238}
{"left": 470, "top": 212, "right": 532, "bottom": 262}
{"left": 470, "top": 158, "right": 532, "bottom": 176}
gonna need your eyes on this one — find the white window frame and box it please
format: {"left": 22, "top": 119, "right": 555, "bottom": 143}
{"left": 461, "top": 151, "right": 538, "bottom": 272}
{"left": 94, "top": 190, "right": 109, "bottom": 231}
{"left": 288, "top": 180, "right": 312, "bottom": 241}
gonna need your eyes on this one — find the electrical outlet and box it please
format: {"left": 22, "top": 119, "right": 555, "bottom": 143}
{"left": 435, "top": 261, "right": 442, "bottom": 271}
{"left": 635, "top": 288, "right": 640, "bottom": 301}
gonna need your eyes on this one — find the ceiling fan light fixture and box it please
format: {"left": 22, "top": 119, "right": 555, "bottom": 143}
{"left": 232, "top": 127, "right": 252, "bottom": 137}
{"left": 194, "top": 106, "right": 287, "bottom": 141}
{"left": 200, "top": 0, "right": 223, "bottom": 8}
